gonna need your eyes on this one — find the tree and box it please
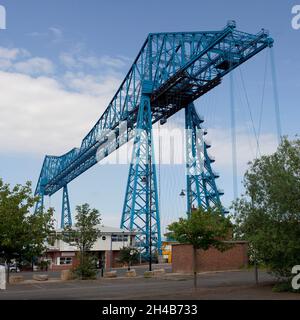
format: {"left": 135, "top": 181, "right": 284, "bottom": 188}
{"left": 63, "top": 203, "right": 101, "bottom": 279}
{"left": 166, "top": 207, "right": 232, "bottom": 288}
{"left": 118, "top": 247, "right": 139, "bottom": 270}
{"left": 0, "top": 179, "right": 54, "bottom": 281}
{"left": 22, "top": 209, "right": 55, "bottom": 268}
{"left": 232, "top": 137, "right": 300, "bottom": 281}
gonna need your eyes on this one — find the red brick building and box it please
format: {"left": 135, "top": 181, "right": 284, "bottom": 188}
{"left": 172, "top": 241, "right": 248, "bottom": 273}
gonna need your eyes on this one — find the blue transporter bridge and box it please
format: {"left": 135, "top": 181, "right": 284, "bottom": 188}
{"left": 35, "top": 21, "right": 273, "bottom": 257}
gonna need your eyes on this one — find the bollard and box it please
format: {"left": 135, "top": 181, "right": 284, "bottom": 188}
{"left": 0, "top": 265, "right": 6, "bottom": 290}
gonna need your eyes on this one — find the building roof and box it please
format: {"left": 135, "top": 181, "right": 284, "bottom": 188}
{"left": 54, "top": 225, "right": 137, "bottom": 235}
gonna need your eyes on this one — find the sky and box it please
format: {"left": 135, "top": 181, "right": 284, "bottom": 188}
{"left": 0, "top": 0, "right": 299, "bottom": 233}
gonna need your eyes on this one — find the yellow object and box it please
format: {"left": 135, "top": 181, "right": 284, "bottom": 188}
{"left": 161, "top": 241, "right": 177, "bottom": 263}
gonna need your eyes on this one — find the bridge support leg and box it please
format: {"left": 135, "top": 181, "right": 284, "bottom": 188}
{"left": 61, "top": 185, "right": 72, "bottom": 228}
{"left": 34, "top": 192, "right": 44, "bottom": 213}
{"left": 121, "top": 94, "right": 161, "bottom": 258}
{"left": 185, "top": 103, "right": 224, "bottom": 216}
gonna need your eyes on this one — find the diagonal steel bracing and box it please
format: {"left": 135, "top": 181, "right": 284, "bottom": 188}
{"left": 185, "top": 103, "right": 225, "bottom": 216}
{"left": 121, "top": 94, "right": 161, "bottom": 256}
{"left": 61, "top": 185, "right": 72, "bottom": 228}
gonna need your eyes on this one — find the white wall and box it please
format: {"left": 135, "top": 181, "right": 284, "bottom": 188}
{"left": 51, "top": 234, "right": 132, "bottom": 252}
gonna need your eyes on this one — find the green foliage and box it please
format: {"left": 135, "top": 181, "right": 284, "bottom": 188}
{"left": 232, "top": 137, "right": 300, "bottom": 279}
{"left": 166, "top": 207, "right": 232, "bottom": 289}
{"left": 63, "top": 203, "right": 101, "bottom": 279}
{"left": 272, "top": 281, "right": 300, "bottom": 293}
{"left": 63, "top": 203, "right": 101, "bottom": 252}
{"left": 0, "top": 179, "right": 54, "bottom": 263}
{"left": 166, "top": 207, "right": 232, "bottom": 251}
{"left": 118, "top": 246, "right": 139, "bottom": 269}
{"left": 39, "top": 260, "right": 50, "bottom": 271}
{"left": 72, "top": 254, "right": 97, "bottom": 280}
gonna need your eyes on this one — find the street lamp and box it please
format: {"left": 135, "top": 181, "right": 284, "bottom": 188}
{"left": 179, "top": 189, "right": 192, "bottom": 216}
{"left": 141, "top": 176, "right": 147, "bottom": 184}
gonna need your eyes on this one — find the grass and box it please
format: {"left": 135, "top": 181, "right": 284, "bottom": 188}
{"left": 239, "top": 263, "right": 268, "bottom": 271}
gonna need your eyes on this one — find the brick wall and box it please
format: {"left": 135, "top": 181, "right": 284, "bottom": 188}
{"left": 46, "top": 251, "right": 80, "bottom": 271}
{"left": 105, "top": 251, "right": 123, "bottom": 269}
{"left": 172, "top": 241, "right": 248, "bottom": 273}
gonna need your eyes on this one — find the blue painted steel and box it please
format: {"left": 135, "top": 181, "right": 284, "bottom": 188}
{"left": 185, "top": 103, "right": 225, "bottom": 215}
{"left": 34, "top": 193, "right": 44, "bottom": 213}
{"left": 61, "top": 185, "right": 72, "bottom": 228}
{"left": 35, "top": 24, "right": 273, "bottom": 198}
{"left": 34, "top": 22, "right": 273, "bottom": 252}
{"left": 121, "top": 93, "right": 161, "bottom": 256}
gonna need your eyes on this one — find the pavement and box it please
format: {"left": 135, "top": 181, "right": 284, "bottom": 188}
{"left": 13, "top": 263, "right": 172, "bottom": 280}
{"left": 1, "top": 269, "right": 300, "bottom": 300}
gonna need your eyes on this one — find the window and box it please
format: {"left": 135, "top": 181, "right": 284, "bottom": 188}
{"left": 111, "top": 235, "right": 128, "bottom": 242}
{"left": 59, "top": 257, "right": 72, "bottom": 265}
{"left": 61, "top": 231, "right": 78, "bottom": 244}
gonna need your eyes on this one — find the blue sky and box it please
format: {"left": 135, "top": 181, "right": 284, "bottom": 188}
{"left": 0, "top": 0, "right": 299, "bottom": 232}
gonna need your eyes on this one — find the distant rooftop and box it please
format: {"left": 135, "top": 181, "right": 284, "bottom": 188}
{"left": 54, "top": 225, "right": 137, "bottom": 234}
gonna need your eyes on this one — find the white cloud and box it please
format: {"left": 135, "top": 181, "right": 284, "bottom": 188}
{"left": 59, "top": 51, "right": 128, "bottom": 71}
{"left": 0, "top": 59, "right": 12, "bottom": 69}
{"left": 0, "top": 47, "right": 30, "bottom": 70}
{"left": 0, "top": 48, "right": 123, "bottom": 155}
{"left": 63, "top": 72, "right": 120, "bottom": 96}
{"left": 60, "top": 52, "right": 77, "bottom": 68}
{"left": 0, "top": 47, "right": 20, "bottom": 60}
{"left": 49, "top": 27, "right": 63, "bottom": 40}
{"left": 27, "top": 27, "right": 64, "bottom": 44}
{"left": 0, "top": 70, "right": 119, "bottom": 155}
{"left": 207, "top": 128, "right": 277, "bottom": 172}
{"left": 14, "top": 57, "right": 55, "bottom": 75}
{"left": 0, "top": 46, "right": 55, "bottom": 76}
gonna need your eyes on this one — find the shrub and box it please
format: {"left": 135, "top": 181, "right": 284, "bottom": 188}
{"left": 72, "top": 254, "right": 97, "bottom": 280}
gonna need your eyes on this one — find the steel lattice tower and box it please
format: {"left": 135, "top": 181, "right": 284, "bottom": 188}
{"left": 61, "top": 185, "right": 72, "bottom": 228}
{"left": 121, "top": 92, "right": 161, "bottom": 256}
{"left": 185, "top": 103, "right": 225, "bottom": 215}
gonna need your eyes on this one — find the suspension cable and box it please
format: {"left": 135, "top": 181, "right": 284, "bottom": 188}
{"left": 239, "top": 67, "right": 262, "bottom": 157}
{"left": 256, "top": 50, "right": 268, "bottom": 158}
{"left": 234, "top": 71, "right": 256, "bottom": 160}
{"left": 270, "top": 47, "right": 282, "bottom": 145}
{"left": 230, "top": 71, "right": 238, "bottom": 200}
{"left": 158, "top": 122, "right": 161, "bottom": 214}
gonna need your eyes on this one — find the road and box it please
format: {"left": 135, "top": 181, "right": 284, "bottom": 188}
{"left": 1, "top": 270, "right": 300, "bottom": 300}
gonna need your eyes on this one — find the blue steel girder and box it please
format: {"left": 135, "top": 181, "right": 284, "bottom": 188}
{"left": 35, "top": 22, "right": 273, "bottom": 198}
{"left": 121, "top": 94, "right": 161, "bottom": 256}
{"left": 61, "top": 185, "right": 72, "bottom": 228}
{"left": 185, "top": 103, "right": 225, "bottom": 216}
{"left": 34, "top": 192, "right": 44, "bottom": 213}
